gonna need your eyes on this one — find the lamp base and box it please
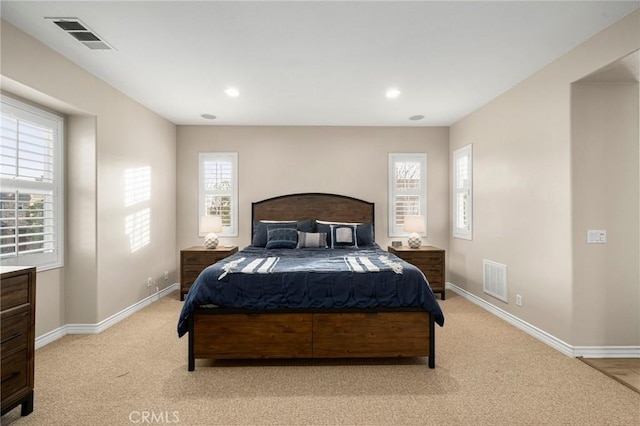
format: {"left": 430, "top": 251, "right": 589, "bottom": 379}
{"left": 203, "top": 233, "right": 219, "bottom": 249}
{"left": 407, "top": 232, "right": 422, "bottom": 249}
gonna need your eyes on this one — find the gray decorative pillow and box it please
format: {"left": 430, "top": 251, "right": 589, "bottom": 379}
{"left": 266, "top": 227, "right": 298, "bottom": 249}
{"left": 297, "top": 231, "right": 327, "bottom": 248}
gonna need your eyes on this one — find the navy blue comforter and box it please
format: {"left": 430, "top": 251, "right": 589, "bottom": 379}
{"left": 177, "top": 244, "right": 444, "bottom": 337}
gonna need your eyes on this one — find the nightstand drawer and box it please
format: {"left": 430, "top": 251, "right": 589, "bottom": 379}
{"left": 1, "top": 307, "right": 30, "bottom": 358}
{"left": 182, "top": 253, "right": 225, "bottom": 265}
{"left": 182, "top": 269, "right": 205, "bottom": 288}
{"left": 399, "top": 252, "right": 442, "bottom": 264}
{"left": 413, "top": 262, "right": 442, "bottom": 275}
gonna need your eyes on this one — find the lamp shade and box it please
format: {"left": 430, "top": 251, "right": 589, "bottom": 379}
{"left": 403, "top": 215, "right": 426, "bottom": 233}
{"left": 200, "top": 215, "right": 223, "bottom": 234}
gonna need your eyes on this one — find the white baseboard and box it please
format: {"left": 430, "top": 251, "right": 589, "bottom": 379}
{"left": 35, "top": 283, "right": 179, "bottom": 350}
{"left": 446, "top": 282, "right": 640, "bottom": 359}
{"left": 573, "top": 346, "right": 640, "bottom": 358}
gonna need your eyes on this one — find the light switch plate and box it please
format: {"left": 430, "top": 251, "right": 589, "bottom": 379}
{"left": 587, "top": 230, "right": 606, "bottom": 244}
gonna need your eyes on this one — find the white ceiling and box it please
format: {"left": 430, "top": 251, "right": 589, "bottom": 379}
{"left": 1, "top": 1, "right": 638, "bottom": 126}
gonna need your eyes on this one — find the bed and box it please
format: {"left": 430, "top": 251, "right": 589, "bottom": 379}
{"left": 177, "top": 193, "right": 445, "bottom": 370}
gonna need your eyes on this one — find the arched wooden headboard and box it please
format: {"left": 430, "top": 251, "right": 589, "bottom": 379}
{"left": 252, "top": 193, "right": 374, "bottom": 224}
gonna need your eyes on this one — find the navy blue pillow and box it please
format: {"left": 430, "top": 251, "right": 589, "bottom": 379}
{"left": 252, "top": 220, "right": 315, "bottom": 247}
{"left": 266, "top": 227, "right": 298, "bottom": 249}
{"left": 356, "top": 222, "right": 375, "bottom": 246}
{"left": 315, "top": 222, "right": 332, "bottom": 246}
{"left": 297, "top": 219, "right": 316, "bottom": 233}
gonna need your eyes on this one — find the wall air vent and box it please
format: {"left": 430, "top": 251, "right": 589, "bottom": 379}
{"left": 483, "top": 259, "right": 508, "bottom": 303}
{"left": 46, "top": 17, "right": 115, "bottom": 50}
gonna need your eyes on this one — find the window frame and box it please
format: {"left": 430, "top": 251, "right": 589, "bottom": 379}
{"left": 0, "top": 94, "right": 65, "bottom": 271}
{"left": 198, "top": 152, "right": 238, "bottom": 237}
{"left": 388, "top": 153, "right": 427, "bottom": 237}
{"left": 452, "top": 144, "right": 473, "bottom": 240}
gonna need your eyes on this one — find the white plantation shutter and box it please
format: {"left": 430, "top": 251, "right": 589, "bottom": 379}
{"left": 388, "top": 153, "right": 427, "bottom": 237}
{"left": 199, "top": 153, "right": 238, "bottom": 236}
{"left": 453, "top": 144, "right": 472, "bottom": 240}
{"left": 0, "top": 95, "right": 64, "bottom": 269}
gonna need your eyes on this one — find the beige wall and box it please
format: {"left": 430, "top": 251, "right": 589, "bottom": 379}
{"left": 571, "top": 82, "right": 639, "bottom": 346}
{"left": 1, "top": 20, "right": 177, "bottom": 337}
{"left": 66, "top": 115, "right": 98, "bottom": 325}
{"left": 176, "top": 126, "right": 450, "bottom": 253}
{"left": 449, "top": 10, "right": 639, "bottom": 346}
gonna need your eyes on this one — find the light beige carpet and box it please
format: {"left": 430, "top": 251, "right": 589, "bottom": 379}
{"left": 3, "top": 291, "right": 639, "bottom": 426}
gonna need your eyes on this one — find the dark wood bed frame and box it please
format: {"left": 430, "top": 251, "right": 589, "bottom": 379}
{"left": 187, "top": 193, "right": 436, "bottom": 370}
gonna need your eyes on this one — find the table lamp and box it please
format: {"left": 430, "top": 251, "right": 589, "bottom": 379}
{"left": 200, "top": 215, "right": 223, "bottom": 249}
{"left": 404, "top": 215, "right": 425, "bottom": 249}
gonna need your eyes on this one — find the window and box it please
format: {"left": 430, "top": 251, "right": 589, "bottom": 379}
{"left": 453, "top": 144, "right": 472, "bottom": 240}
{"left": 0, "top": 95, "right": 64, "bottom": 270}
{"left": 198, "top": 152, "right": 238, "bottom": 237}
{"left": 388, "top": 153, "right": 427, "bottom": 237}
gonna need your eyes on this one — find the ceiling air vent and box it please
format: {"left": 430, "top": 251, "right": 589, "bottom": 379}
{"left": 46, "top": 17, "right": 114, "bottom": 50}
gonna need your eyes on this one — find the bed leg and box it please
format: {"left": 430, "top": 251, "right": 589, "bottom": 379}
{"left": 428, "top": 315, "right": 435, "bottom": 369}
{"left": 188, "top": 315, "right": 195, "bottom": 371}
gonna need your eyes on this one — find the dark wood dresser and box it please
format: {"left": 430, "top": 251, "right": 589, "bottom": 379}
{"left": 388, "top": 245, "right": 446, "bottom": 299}
{"left": 1, "top": 266, "right": 36, "bottom": 417}
{"left": 180, "top": 246, "right": 238, "bottom": 301}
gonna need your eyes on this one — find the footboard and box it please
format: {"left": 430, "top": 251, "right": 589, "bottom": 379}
{"left": 188, "top": 308, "right": 435, "bottom": 370}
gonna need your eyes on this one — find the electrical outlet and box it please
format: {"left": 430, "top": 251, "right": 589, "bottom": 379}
{"left": 516, "top": 294, "right": 522, "bottom": 306}
{"left": 164, "top": 271, "right": 169, "bottom": 280}
{"left": 147, "top": 277, "right": 152, "bottom": 287}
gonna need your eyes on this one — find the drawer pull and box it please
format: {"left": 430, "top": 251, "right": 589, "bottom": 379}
{"left": 1, "top": 371, "right": 20, "bottom": 384}
{"left": 1, "top": 332, "right": 22, "bottom": 345}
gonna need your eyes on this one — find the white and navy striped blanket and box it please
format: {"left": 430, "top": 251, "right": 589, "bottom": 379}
{"left": 218, "top": 254, "right": 403, "bottom": 280}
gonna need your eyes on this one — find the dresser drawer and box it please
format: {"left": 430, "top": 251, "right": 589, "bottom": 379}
{"left": 0, "top": 274, "right": 30, "bottom": 311}
{"left": 1, "top": 349, "right": 29, "bottom": 402}
{"left": 1, "top": 307, "right": 30, "bottom": 358}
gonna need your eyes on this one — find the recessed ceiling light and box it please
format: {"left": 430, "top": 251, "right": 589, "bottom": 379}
{"left": 201, "top": 114, "right": 216, "bottom": 120}
{"left": 224, "top": 87, "right": 240, "bottom": 97}
{"left": 385, "top": 88, "right": 401, "bottom": 99}
{"left": 409, "top": 115, "right": 424, "bottom": 121}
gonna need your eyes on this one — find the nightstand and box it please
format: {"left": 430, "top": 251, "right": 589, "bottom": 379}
{"left": 388, "top": 245, "right": 446, "bottom": 300}
{"left": 180, "top": 246, "right": 238, "bottom": 301}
